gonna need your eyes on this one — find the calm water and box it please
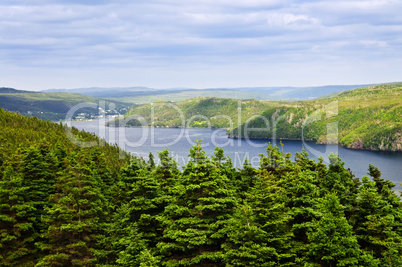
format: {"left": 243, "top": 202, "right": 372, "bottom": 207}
{"left": 70, "top": 120, "right": 402, "bottom": 192}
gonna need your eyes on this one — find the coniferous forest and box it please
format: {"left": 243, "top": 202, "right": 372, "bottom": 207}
{"left": 1, "top": 108, "right": 401, "bottom": 266}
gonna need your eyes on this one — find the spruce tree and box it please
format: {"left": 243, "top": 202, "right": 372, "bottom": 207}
{"left": 307, "top": 193, "right": 377, "bottom": 267}
{"left": 104, "top": 203, "right": 149, "bottom": 266}
{"left": 158, "top": 141, "right": 237, "bottom": 266}
{"left": 223, "top": 169, "right": 293, "bottom": 266}
{"left": 281, "top": 158, "right": 321, "bottom": 263}
{"left": 103, "top": 155, "right": 169, "bottom": 266}
{"left": 37, "top": 152, "right": 107, "bottom": 266}
{"left": 321, "top": 153, "right": 360, "bottom": 218}
{"left": 19, "top": 144, "right": 59, "bottom": 238}
{"left": 0, "top": 165, "right": 38, "bottom": 266}
{"left": 354, "top": 176, "right": 402, "bottom": 265}
{"left": 235, "top": 158, "right": 258, "bottom": 201}
{"left": 154, "top": 149, "right": 180, "bottom": 191}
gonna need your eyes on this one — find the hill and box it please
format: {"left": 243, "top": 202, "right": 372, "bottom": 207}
{"left": 114, "top": 83, "right": 402, "bottom": 151}
{"left": 0, "top": 108, "right": 130, "bottom": 173}
{"left": 0, "top": 87, "right": 129, "bottom": 121}
{"left": 1, "top": 108, "right": 401, "bottom": 266}
{"left": 43, "top": 84, "right": 371, "bottom": 104}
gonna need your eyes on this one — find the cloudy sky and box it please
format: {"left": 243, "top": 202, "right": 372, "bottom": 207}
{"left": 1, "top": 0, "right": 402, "bottom": 90}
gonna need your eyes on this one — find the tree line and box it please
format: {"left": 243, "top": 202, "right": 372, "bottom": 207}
{"left": 0, "top": 108, "right": 401, "bottom": 266}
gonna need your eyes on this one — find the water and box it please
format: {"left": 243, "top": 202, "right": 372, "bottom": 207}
{"left": 70, "top": 120, "right": 402, "bottom": 192}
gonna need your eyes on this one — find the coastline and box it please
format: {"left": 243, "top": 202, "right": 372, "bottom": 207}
{"left": 104, "top": 123, "right": 401, "bottom": 152}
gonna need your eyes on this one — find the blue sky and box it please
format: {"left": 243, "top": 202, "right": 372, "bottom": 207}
{"left": 1, "top": 0, "right": 402, "bottom": 90}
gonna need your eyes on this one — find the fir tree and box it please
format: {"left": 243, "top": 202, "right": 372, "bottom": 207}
{"left": 223, "top": 169, "right": 293, "bottom": 266}
{"left": 158, "top": 141, "right": 237, "bottom": 266}
{"left": 37, "top": 152, "right": 107, "bottom": 266}
{"left": 320, "top": 153, "right": 360, "bottom": 218}
{"left": 354, "top": 176, "right": 402, "bottom": 265}
{"left": 18, "top": 143, "right": 61, "bottom": 250}
{"left": 307, "top": 193, "right": 377, "bottom": 267}
{"left": 148, "top": 152, "right": 155, "bottom": 171}
{"left": 0, "top": 165, "right": 38, "bottom": 266}
{"left": 103, "top": 203, "right": 149, "bottom": 266}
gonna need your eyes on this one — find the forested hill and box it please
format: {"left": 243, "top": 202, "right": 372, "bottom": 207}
{"left": 115, "top": 83, "right": 402, "bottom": 151}
{"left": 1, "top": 108, "right": 402, "bottom": 266}
{"left": 0, "top": 87, "right": 128, "bottom": 121}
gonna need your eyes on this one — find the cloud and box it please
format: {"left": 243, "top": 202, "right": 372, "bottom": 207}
{"left": 0, "top": 0, "right": 401, "bottom": 90}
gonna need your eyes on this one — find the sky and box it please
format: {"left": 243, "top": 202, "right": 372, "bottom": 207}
{"left": 1, "top": 0, "right": 402, "bottom": 91}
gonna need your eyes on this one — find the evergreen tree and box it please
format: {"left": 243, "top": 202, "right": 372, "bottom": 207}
{"left": 20, "top": 144, "right": 60, "bottom": 237}
{"left": 354, "top": 176, "right": 402, "bottom": 265}
{"left": 223, "top": 169, "right": 293, "bottom": 266}
{"left": 103, "top": 155, "right": 169, "bottom": 266}
{"left": 281, "top": 160, "right": 321, "bottom": 263}
{"left": 37, "top": 152, "right": 107, "bottom": 266}
{"left": 148, "top": 152, "right": 155, "bottom": 171}
{"left": 211, "top": 147, "right": 240, "bottom": 194}
{"left": 126, "top": 167, "right": 164, "bottom": 249}
{"left": 154, "top": 149, "right": 179, "bottom": 191}
{"left": 236, "top": 158, "right": 258, "bottom": 201}
{"left": 0, "top": 165, "right": 37, "bottom": 266}
{"left": 320, "top": 153, "right": 360, "bottom": 219}
{"left": 259, "top": 143, "right": 291, "bottom": 176}
{"left": 158, "top": 141, "right": 237, "bottom": 266}
{"left": 103, "top": 203, "right": 149, "bottom": 267}
{"left": 307, "top": 193, "right": 377, "bottom": 267}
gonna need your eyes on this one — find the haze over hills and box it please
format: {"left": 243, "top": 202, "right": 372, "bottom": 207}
{"left": 43, "top": 84, "right": 372, "bottom": 104}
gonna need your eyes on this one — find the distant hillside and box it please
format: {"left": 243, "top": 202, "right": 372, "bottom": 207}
{"left": 0, "top": 87, "right": 128, "bottom": 121}
{"left": 114, "top": 83, "right": 401, "bottom": 151}
{"left": 231, "top": 83, "right": 401, "bottom": 151}
{"left": 43, "top": 84, "right": 372, "bottom": 104}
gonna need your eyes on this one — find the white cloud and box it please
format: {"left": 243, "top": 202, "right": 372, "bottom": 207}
{"left": 266, "top": 13, "right": 319, "bottom": 26}
{"left": 0, "top": 0, "right": 401, "bottom": 90}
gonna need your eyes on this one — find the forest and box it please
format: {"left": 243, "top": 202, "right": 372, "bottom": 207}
{"left": 1, "top": 108, "right": 402, "bottom": 266}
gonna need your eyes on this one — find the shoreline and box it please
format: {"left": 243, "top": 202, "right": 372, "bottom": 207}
{"left": 103, "top": 123, "right": 401, "bottom": 153}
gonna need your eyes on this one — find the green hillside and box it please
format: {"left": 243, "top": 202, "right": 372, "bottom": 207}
{"left": 106, "top": 88, "right": 275, "bottom": 104}
{"left": 108, "top": 97, "right": 270, "bottom": 128}
{"left": 114, "top": 83, "right": 402, "bottom": 151}
{"left": 0, "top": 88, "right": 128, "bottom": 121}
{"left": 0, "top": 108, "right": 129, "bottom": 170}
{"left": 1, "top": 109, "right": 401, "bottom": 266}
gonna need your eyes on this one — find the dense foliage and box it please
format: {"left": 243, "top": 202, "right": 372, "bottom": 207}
{"left": 115, "top": 83, "right": 402, "bottom": 151}
{"left": 1, "top": 108, "right": 402, "bottom": 266}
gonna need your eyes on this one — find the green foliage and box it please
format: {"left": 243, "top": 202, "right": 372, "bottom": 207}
{"left": 354, "top": 177, "right": 402, "bottom": 266}
{"left": 158, "top": 141, "right": 237, "bottom": 266}
{"left": 116, "top": 83, "right": 402, "bottom": 151}
{"left": 307, "top": 193, "right": 377, "bottom": 267}
{"left": 224, "top": 170, "right": 293, "bottom": 266}
{"left": 0, "top": 109, "right": 401, "bottom": 266}
{"left": 37, "top": 152, "right": 109, "bottom": 266}
{"left": 0, "top": 90, "right": 128, "bottom": 121}
{"left": 0, "top": 166, "right": 37, "bottom": 266}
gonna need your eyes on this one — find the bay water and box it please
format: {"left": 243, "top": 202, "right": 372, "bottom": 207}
{"left": 71, "top": 120, "right": 402, "bottom": 192}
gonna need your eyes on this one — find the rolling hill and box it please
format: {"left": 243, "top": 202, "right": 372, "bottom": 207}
{"left": 43, "top": 84, "right": 371, "bottom": 104}
{"left": 0, "top": 87, "right": 129, "bottom": 121}
{"left": 112, "top": 83, "right": 402, "bottom": 151}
